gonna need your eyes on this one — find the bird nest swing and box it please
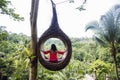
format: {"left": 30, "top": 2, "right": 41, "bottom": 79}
{"left": 38, "top": 0, "right": 72, "bottom": 71}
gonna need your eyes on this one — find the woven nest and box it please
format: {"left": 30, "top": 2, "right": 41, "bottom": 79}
{"left": 38, "top": 0, "right": 72, "bottom": 71}
{"left": 38, "top": 24, "right": 72, "bottom": 71}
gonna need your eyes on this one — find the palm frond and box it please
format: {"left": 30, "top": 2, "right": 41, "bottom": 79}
{"left": 100, "top": 13, "right": 117, "bottom": 41}
{"left": 100, "top": 13, "right": 114, "bottom": 30}
{"left": 94, "top": 36, "right": 106, "bottom": 47}
{"left": 114, "top": 8, "right": 120, "bottom": 27}
{"left": 103, "top": 34, "right": 111, "bottom": 42}
{"left": 111, "top": 4, "right": 120, "bottom": 11}
{"left": 85, "top": 21, "right": 99, "bottom": 31}
{"left": 117, "top": 37, "right": 120, "bottom": 43}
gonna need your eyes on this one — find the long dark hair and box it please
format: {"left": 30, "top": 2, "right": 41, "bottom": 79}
{"left": 51, "top": 44, "right": 57, "bottom": 52}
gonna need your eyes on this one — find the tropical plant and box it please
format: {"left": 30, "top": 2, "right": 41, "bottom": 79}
{"left": 8, "top": 42, "right": 30, "bottom": 80}
{"left": 85, "top": 4, "right": 120, "bottom": 80}
{"left": 0, "top": 0, "right": 24, "bottom": 21}
{"left": 0, "top": 54, "right": 15, "bottom": 79}
{"left": 88, "top": 59, "right": 112, "bottom": 80}
{"left": 0, "top": 26, "right": 31, "bottom": 79}
{"left": 37, "top": 59, "right": 84, "bottom": 80}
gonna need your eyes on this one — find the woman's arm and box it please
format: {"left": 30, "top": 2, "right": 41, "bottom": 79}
{"left": 57, "top": 51, "right": 65, "bottom": 54}
{"left": 41, "top": 50, "right": 51, "bottom": 54}
{"left": 57, "top": 48, "right": 67, "bottom": 54}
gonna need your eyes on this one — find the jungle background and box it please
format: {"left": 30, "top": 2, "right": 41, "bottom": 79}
{"left": 0, "top": 0, "right": 120, "bottom": 80}
{"left": 0, "top": 26, "right": 120, "bottom": 80}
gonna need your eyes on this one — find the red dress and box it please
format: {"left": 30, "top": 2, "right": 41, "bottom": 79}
{"left": 43, "top": 50, "right": 64, "bottom": 62}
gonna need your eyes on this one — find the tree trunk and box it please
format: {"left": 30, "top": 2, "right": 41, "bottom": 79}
{"left": 113, "top": 54, "right": 119, "bottom": 80}
{"left": 29, "top": 0, "right": 39, "bottom": 80}
{"left": 111, "top": 43, "right": 119, "bottom": 80}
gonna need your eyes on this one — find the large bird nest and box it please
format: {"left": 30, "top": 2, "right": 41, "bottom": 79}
{"left": 38, "top": 0, "right": 72, "bottom": 71}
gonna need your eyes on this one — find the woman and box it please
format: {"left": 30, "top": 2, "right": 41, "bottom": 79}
{"left": 41, "top": 44, "right": 66, "bottom": 62}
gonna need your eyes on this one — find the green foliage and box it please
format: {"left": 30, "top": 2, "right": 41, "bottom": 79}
{"left": 89, "top": 60, "right": 111, "bottom": 75}
{"left": 37, "top": 59, "right": 84, "bottom": 80}
{"left": 0, "top": 0, "right": 24, "bottom": 21}
{"left": 0, "top": 41, "right": 16, "bottom": 53}
{"left": 88, "top": 59, "right": 117, "bottom": 80}
{"left": 0, "top": 26, "right": 30, "bottom": 79}
{"left": 0, "top": 26, "right": 8, "bottom": 41}
{"left": 44, "top": 38, "right": 65, "bottom": 50}
{"left": 85, "top": 4, "right": 120, "bottom": 79}
{"left": 0, "top": 26, "right": 120, "bottom": 80}
{"left": 85, "top": 5, "right": 120, "bottom": 47}
{"left": 0, "top": 54, "right": 15, "bottom": 78}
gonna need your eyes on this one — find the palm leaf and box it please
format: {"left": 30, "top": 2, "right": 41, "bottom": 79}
{"left": 117, "top": 37, "right": 120, "bottom": 43}
{"left": 85, "top": 21, "right": 99, "bottom": 31}
{"left": 85, "top": 4, "right": 120, "bottom": 48}
{"left": 100, "top": 13, "right": 114, "bottom": 30}
{"left": 114, "top": 8, "right": 120, "bottom": 41}
{"left": 114, "top": 8, "right": 120, "bottom": 27}
{"left": 100, "top": 13, "right": 117, "bottom": 41}
{"left": 103, "top": 34, "right": 111, "bottom": 42}
{"left": 111, "top": 4, "right": 120, "bottom": 11}
{"left": 94, "top": 36, "right": 106, "bottom": 46}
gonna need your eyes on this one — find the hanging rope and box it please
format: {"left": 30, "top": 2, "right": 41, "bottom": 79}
{"left": 50, "top": 0, "right": 58, "bottom": 28}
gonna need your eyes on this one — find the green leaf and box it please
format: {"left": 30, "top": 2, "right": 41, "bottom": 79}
{"left": 94, "top": 36, "right": 105, "bottom": 46}
{"left": 0, "top": 0, "right": 24, "bottom": 21}
{"left": 85, "top": 21, "right": 99, "bottom": 32}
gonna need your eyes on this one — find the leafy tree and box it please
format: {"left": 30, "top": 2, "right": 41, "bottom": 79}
{"left": 0, "top": 26, "right": 31, "bottom": 79}
{"left": 0, "top": 0, "right": 24, "bottom": 21}
{"left": 0, "top": 53, "right": 15, "bottom": 79}
{"left": 88, "top": 59, "right": 112, "bottom": 80}
{"left": 0, "top": 26, "right": 30, "bottom": 54}
{"left": 0, "top": 26, "right": 8, "bottom": 41}
{"left": 86, "top": 5, "right": 120, "bottom": 80}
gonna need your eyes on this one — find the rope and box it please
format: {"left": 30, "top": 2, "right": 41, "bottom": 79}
{"left": 50, "top": 0, "right": 56, "bottom": 8}
{"left": 50, "top": 0, "right": 58, "bottom": 27}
